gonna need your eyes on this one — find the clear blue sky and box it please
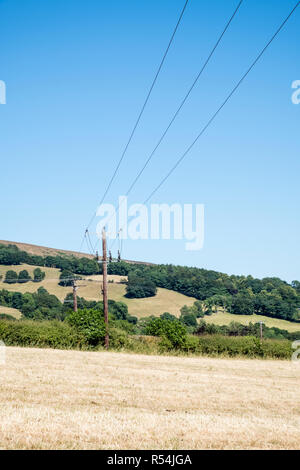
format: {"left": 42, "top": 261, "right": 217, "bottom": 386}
{"left": 0, "top": 0, "right": 299, "bottom": 282}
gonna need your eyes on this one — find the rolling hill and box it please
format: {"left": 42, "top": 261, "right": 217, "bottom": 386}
{"left": 0, "top": 239, "right": 94, "bottom": 259}
{"left": 0, "top": 261, "right": 300, "bottom": 332}
{"left": 0, "top": 264, "right": 196, "bottom": 319}
{"left": 0, "top": 240, "right": 299, "bottom": 332}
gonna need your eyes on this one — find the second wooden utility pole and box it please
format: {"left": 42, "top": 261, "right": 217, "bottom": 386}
{"left": 259, "top": 321, "right": 264, "bottom": 343}
{"left": 72, "top": 280, "right": 78, "bottom": 312}
{"left": 102, "top": 228, "right": 109, "bottom": 350}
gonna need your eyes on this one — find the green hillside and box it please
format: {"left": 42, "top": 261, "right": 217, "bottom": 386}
{"left": 0, "top": 242, "right": 299, "bottom": 332}
{"left": 1, "top": 263, "right": 300, "bottom": 332}
{"left": 0, "top": 264, "right": 196, "bottom": 319}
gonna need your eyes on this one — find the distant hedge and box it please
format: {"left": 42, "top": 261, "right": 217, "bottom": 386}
{"left": 181, "top": 334, "right": 292, "bottom": 359}
{"left": 0, "top": 319, "right": 294, "bottom": 359}
{"left": 0, "top": 320, "right": 86, "bottom": 349}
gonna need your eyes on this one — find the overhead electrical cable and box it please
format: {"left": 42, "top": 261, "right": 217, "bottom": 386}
{"left": 142, "top": 2, "right": 299, "bottom": 204}
{"left": 79, "top": 0, "right": 190, "bottom": 253}
{"left": 109, "top": 1, "right": 299, "bottom": 250}
{"left": 122, "top": 0, "right": 243, "bottom": 200}
{"left": 99, "top": 0, "right": 244, "bottom": 254}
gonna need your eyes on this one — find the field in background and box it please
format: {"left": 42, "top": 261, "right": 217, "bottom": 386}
{"left": 0, "top": 346, "right": 299, "bottom": 450}
{"left": 1, "top": 264, "right": 300, "bottom": 329}
{"left": 0, "top": 306, "right": 21, "bottom": 319}
{"left": 205, "top": 310, "right": 300, "bottom": 333}
{"left": 0, "top": 264, "right": 196, "bottom": 318}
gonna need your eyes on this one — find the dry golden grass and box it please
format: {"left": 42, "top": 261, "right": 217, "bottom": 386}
{"left": 0, "top": 306, "right": 21, "bottom": 319}
{"left": 0, "top": 347, "right": 299, "bottom": 450}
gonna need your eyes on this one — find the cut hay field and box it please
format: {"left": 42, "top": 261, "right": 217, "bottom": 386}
{"left": 0, "top": 347, "right": 299, "bottom": 450}
{"left": 0, "top": 264, "right": 196, "bottom": 318}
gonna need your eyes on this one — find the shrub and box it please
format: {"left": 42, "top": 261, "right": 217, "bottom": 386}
{"left": 66, "top": 308, "right": 106, "bottom": 346}
{"left": 180, "top": 335, "right": 200, "bottom": 353}
{"left": 146, "top": 318, "right": 187, "bottom": 348}
{"left": 0, "top": 319, "right": 85, "bottom": 349}
{"left": 109, "top": 327, "right": 130, "bottom": 349}
{"left": 196, "top": 335, "right": 292, "bottom": 359}
{"left": 261, "top": 339, "right": 292, "bottom": 359}
{"left": 113, "top": 319, "right": 137, "bottom": 334}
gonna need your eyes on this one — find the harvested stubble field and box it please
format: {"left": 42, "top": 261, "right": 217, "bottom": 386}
{"left": 0, "top": 347, "right": 299, "bottom": 450}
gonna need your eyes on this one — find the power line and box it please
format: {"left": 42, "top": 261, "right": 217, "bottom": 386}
{"left": 78, "top": 229, "right": 88, "bottom": 253}
{"left": 86, "top": 229, "right": 95, "bottom": 255}
{"left": 108, "top": 1, "right": 299, "bottom": 250}
{"left": 122, "top": 0, "right": 243, "bottom": 200}
{"left": 99, "top": 0, "right": 244, "bottom": 253}
{"left": 79, "top": 0, "right": 190, "bottom": 247}
{"left": 142, "top": 1, "right": 299, "bottom": 204}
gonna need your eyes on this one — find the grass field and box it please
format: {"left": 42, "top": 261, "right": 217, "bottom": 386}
{"left": 0, "top": 264, "right": 196, "bottom": 318}
{"left": 0, "top": 346, "right": 299, "bottom": 449}
{"left": 0, "top": 306, "right": 21, "bottom": 319}
{"left": 205, "top": 310, "right": 300, "bottom": 332}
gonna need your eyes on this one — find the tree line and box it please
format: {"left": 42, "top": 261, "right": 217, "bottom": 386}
{"left": 0, "top": 286, "right": 137, "bottom": 324}
{"left": 1, "top": 243, "right": 299, "bottom": 322}
{"left": 3, "top": 268, "right": 45, "bottom": 284}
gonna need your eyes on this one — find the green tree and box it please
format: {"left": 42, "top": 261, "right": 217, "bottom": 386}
{"left": 18, "top": 270, "right": 31, "bottom": 283}
{"left": 125, "top": 271, "right": 157, "bottom": 298}
{"left": 11, "top": 292, "right": 23, "bottom": 309}
{"left": 160, "top": 312, "right": 177, "bottom": 322}
{"left": 4, "top": 270, "right": 18, "bottom": 284}
{"left": 193, "top": 300, "right": 205, "bottom": 318}
{"left": 231, "top": 292, "right": 254, "bottom": 315}
{"left": 21, "top": 293, "right": 36, "bottom": 318}
{"left": 59, "top": 270, "right": 75, "bottom": 287}
{"left": 33, "top": 268, "right": 45, "bottom": 282}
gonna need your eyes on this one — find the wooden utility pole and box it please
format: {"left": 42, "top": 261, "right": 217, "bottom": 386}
{"left": 259, "top": 321, "right": 263, "bottom": 343}
{"left": 72, "top": 280, "right": 78, "bottom": 312}
{"left": 102, "top": 228, "right": 109, "bottom": 349}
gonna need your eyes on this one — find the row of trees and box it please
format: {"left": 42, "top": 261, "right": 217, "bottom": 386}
{"left": 4, "top": 268, "right": 45, "bottom": 284}
{"left": 0, "top": 244, "right": 99, "bottom": 275}
{"left": 1, "top": 244, "right": 300, "bottom": 322}
{"left": 1, "top": 284, "right": 300, "bottom": 345}
{"left": 195, "top": 319, "right": 300, "bottom": 341}
{"left": 0, "top": 287, "right": 138, "bottom": 324}
{"left": 120, "top": 264, "right": 300, "bottom": 322}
